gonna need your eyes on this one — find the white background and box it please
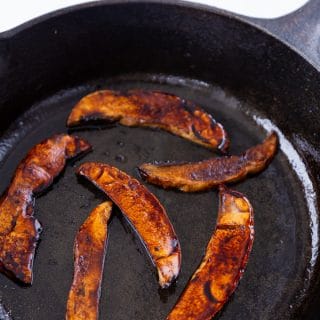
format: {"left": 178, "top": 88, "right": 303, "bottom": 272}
{"left": 0, "top": 0, "right": 310, "bottom": 33}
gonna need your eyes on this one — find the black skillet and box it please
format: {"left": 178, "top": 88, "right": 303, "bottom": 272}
{"left": 0, "top": 1, "right": 319, "bottom": 319}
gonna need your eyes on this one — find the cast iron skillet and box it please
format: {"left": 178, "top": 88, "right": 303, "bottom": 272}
{"left": 0, "top": 1, "right": 319, "bottom": 319}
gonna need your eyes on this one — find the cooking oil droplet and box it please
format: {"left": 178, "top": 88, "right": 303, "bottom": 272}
{"left": 115, "top": 154, "right": 127, "bottom": 163}
{"left": 117, "top": 141, "right": 125, "bottom": 147}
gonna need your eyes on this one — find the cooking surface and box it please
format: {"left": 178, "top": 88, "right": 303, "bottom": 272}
{"left": 0, "top": 76, "right": 313, "bottom": 319}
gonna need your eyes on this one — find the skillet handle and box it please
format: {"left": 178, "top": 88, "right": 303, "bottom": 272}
{"left": 241, "top": 0, "right": 320, "bottom": 69}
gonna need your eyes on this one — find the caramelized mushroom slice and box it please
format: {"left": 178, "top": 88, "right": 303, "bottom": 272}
{"left": 0, "top": 134, "right": 91, "bottom": 284}
{"left": 139, "top": 132, "right": 278, "bottom": 192}
{"left": 77, "top": 162, "right": 181, "bottom": 288}
{"left": 167, "top": 185, "right": 254, "bottom": 320}
{"left": 67, "top": 89, "right": 229, "bottom": 152}
{"left": 66, "top": 201, "right": 112, "bottom": 320}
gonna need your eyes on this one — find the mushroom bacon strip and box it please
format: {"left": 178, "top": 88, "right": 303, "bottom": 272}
{"left": 67, "top": 89, "right": 229, "bottom": 152}
{"left": 139, "top": 132, "right": 278, "bottom": 192}
{"left": 0, "top": 134, "right": 91, "bottom": 284}
{"left": 66, "top": 201, "right": 112, "bottom": 320}
{"left": 77, "top": 162, "right": 181, "bottom": 288}
{"left": 166, "top": 185, "right": 254, "bottom": 320}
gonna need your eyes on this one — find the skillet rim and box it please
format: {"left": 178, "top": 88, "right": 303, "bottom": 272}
{"left": 0, "top": 0, "right": 319, "bottom": 73}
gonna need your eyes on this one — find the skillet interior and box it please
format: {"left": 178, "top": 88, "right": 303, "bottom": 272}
{"left": 0, "top": 2, "right": 319, "bottom": 319}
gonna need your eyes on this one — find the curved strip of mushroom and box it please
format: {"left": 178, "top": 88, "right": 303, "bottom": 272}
{"left": 66, "top": 201, "right": 112, "bottom": 320}
{"left": 0, "top": 134, "right": 91, "bottom": 284}
{"left": 77, "top": 162, "right": 181, "bottom": 288}
{"left": 67, "top": 89, "right": 229, "bottom": 152}
{"left": 166, "top": 185, "right": 254, "bottom": 320}
{"left": 139, "top": 132, "right": 278, "bottom": 192}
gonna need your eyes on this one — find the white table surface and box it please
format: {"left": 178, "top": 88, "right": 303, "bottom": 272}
{"left": 0, "top": 0, "right": 310, "bottom": 33}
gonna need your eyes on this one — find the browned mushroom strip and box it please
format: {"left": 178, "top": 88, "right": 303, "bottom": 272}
{"left": 139, "top": 132, "right": 278, "bottom": 192}
{"left": 77, "top": 162, "right": 181, "bottom": 288}
{"left": 166, "top": 185, "right": 254, "bottom": 320}
{"left": 0, "top": 134, "right": 91, "bottom": 284}
{"left": 67, "top": 89, "right": 229, "bottom": 152}
{"left": 66, "top": 201, "right": 112, "bottom": 320}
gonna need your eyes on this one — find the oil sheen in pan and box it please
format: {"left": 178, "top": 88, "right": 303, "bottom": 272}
{"left": 0, "top": 74, "right": 317, "bottom": 320}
